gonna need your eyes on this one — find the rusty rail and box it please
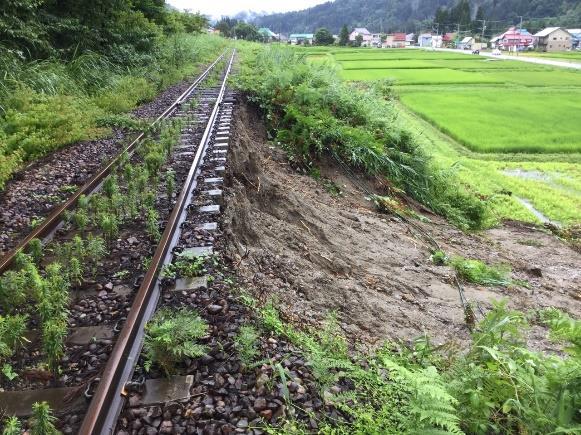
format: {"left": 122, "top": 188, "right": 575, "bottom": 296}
{"left": 78, "top": 49, "right": 236, "bottom": 435}
{"left": 0, "top": 50, "right": 227, "bottom": 275}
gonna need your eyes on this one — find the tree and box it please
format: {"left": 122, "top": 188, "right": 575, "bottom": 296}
{"left": 355, "top": 34, "right": 363, "bottom": 47}
{"left": 233, "top": 22, "right": 260, "bottom": 41}
{"left": 339, "top": 24, "right": 349, "bottom": 46}
{"left": 314, "top": 27, "right": 334, "bottom": 45}
{"left": 215, "top": 17, "right": 238, "bottom": 38}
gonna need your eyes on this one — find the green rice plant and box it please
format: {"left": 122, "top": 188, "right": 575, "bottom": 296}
{"left": 29, "top": 402, "right": 59, "bottom": 435}
{"left": 1, "top": 416, "right": 21, "bottom": 435}
{"left": 143, "top": 307, "right": 208, "bottom": 377}
{"left": 234, "top": 325, "right": 260, "bottom": 369}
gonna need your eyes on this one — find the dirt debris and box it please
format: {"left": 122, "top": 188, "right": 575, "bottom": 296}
{"left": 223, "top": 102, "right": 581, "bottom": 350}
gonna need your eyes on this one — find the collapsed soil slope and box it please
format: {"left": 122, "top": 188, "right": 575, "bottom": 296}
{"left": 223, "top": 102, "right": 581, "bottom": 348}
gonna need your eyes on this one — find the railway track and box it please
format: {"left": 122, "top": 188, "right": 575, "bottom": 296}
{"left": 0, "top": 51, "right": 227, "bottom": 274}
{"left": 0, "top": 49, "right": 237, "bottom": 434}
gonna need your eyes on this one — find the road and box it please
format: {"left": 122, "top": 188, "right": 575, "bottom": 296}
{"left": 422, "top": 47, "right": 581, "bottom": 70}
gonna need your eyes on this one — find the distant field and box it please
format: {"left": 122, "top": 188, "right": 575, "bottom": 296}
{"left": 341, "top": 67, "right": 501, "bottom": 84}
{"left": 319, "top": 47, "right": 581, "bottom": 224}
{"left": 520, "top": 51, "right": 581, "bottom": 62}
{"left": 400, "top": 88, "right": 581, "bottom": 153}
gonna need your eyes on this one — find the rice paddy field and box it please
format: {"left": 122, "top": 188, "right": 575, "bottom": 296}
{"left": 306, "top": 47, "right": 581, "bottom": 226}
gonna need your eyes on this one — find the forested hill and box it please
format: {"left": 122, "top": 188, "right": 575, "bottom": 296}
{"left": 254, "top": 0, "right": 581, "bottom": 35}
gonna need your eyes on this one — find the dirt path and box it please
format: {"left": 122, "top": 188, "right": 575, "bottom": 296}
{"left": 223, "top": 102, "right": 581, "bottom": 350}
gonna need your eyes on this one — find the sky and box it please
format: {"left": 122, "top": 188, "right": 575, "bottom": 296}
{"left": 167, "top": 0, "right": 329, "bottom": 19}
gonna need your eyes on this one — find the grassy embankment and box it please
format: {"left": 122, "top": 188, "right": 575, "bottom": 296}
{"left": 310, "top": 48, "right": 581, "bottom": 225}
{"left": 0, "top": 34, "right": 226, "bottom": 190}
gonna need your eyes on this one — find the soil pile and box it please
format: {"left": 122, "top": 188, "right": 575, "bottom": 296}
{"left": 223, "top": 102, "right": 581, "bottom": 349}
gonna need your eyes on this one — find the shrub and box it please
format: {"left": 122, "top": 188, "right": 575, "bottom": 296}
{"left": 234, "top": 325, "right": 260, "bottom": 369}
{"left": 144, "top": 307, "right": 208, "bottom": 376}
{"left": 1, "top": 416, "right": 21, "bottom": 435}
{"left": 29, "top": 402, "right": 59, "bottom": 435}
{"left": 0, "top": 314, "right": 28, "bottom": 364}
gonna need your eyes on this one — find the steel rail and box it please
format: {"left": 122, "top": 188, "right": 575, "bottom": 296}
{"left": 78, "top": 49, "right": 236, "bottom": 435}
{"left": 0, "top": 50, "right": 227, "bottom": 275}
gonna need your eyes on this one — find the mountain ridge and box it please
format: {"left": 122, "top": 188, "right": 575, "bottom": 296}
{"left": 253, "top": 0, "right": 581, "bottom": 36}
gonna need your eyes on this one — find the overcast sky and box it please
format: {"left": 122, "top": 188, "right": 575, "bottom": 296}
{"left": 167, "top": 0, "right": 329, "bottom": 19}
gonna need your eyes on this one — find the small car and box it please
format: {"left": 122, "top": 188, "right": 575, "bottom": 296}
{"left": 472, "top": 49, "right": 480, "bottom": 55}
{"left": 492, "top": 49, "right": 502, "bottom": 56}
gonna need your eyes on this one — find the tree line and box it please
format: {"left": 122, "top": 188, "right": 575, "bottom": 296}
{"left": 1, "top": 0, "right": 208, "bottom": 63}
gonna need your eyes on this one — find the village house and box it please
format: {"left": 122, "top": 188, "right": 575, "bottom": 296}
{"left": 493, "top": 27, "right": 534, "bottom": 51}
{"left": 405, "top": 33, "right": 415, "bottom": 46}
{"left": 258, "top": 28, "right": 277, "bottom": 42}
{"left": 534, "top": 27, "right": 573, "bottom": 51}
{"left": 289, "top": 33, "right": 314, "bottom": 45}
{"left": 383, "top": 33, "right": 406, "bottom": 48}
{"left": 349, "top": 28, "right": 372, "bottom": 44}
{"left": 458, "top": 36, "right": 475, "bottom": 50}
{"left": 419, "top": 33, "right": 433, "bottom": 47}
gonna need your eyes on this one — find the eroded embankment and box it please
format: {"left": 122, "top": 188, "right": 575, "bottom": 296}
{"left": 223, "top": 102, "right": 581, "bottom": 350}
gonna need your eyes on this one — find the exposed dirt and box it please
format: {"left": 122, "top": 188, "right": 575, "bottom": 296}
{"left": 223, "top": 102, "right": 581, "bottom": 351}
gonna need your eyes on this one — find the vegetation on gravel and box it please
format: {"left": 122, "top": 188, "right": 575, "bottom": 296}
{"left": 0, "top": 1, "right": 226, "bottom": 190}
{"left": 236, "top": 45, "right": 488, "bottom": 230}
{"left": 242, "top": 293, "right": 581, "bottom": 434}
{"left": 144, "top": 307, "right": 208, "bottom": 377}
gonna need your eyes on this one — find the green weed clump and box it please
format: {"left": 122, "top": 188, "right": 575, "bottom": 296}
{"left": 144, "top": 307, "right": 208, "bottom": 376}
{"left": 251, "top": 297, "right": 581, "bottom": 434}
{"left": 236, "top": 45, "right": 487, "bottom": 230}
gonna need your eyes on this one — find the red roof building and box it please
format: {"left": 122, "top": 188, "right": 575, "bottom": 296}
{"left": 497, "top": 27, "right": 534, "bottom": 50}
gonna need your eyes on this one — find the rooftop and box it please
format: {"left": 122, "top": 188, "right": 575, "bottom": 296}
{"left": 352, "top": 28, "right": 371, "bottom": 35}
{"left": 534, "top": 27, "right": 568, "bottom": 37}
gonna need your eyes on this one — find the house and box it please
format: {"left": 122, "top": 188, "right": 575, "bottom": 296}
{"left": 419, "top": 33, "right": 433, "bottom": 47}
{"left": 534, "top": 27, "right": 573, "bottom": 51}
{"left": 494, "top": 27, "right": 534, "bottom": 51}
{"left": 568, "top": 29, "right": 581, "bottom": 48}
{"left": 289, "top": 33, "right": 314, "bottom": 45}
{"left": 258, "top": 28, "right": 277, "bottom": 42}
{"left": 442, "top": 32, "right": 457, "bottom": 47}
{"left": 458, "top": 36, "right": 475, "bottom": 50}
{"left": 349, "top": 28, "right": 372, "bottom": 44}
{"left": 383, "top": 33, "right": 406, "bottom": 48}
{"left": 405, "top": 33, "right": 415, "bottom": 46}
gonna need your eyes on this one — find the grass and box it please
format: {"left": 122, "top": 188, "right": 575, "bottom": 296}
{"left": 341, "top": 67, "right": 502, "bottom": 84}
{"left": 399, "top": 87, "right": 581, "bottom": 153}
{"left": 397, "top": 103, "right": 581, "bottom": 225}
{"left": 0, "top": 33, "right": 226, "bottom": 190}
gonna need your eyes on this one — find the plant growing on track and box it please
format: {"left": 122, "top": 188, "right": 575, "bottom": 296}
{"left": 144, "top": 307, "right": 208, "bottom": 377}
{"left": 42, "top": 319, "right": 68, "bottom": 376}
{"left": 0, "top": 314, "right": 28, "bottom": 373}
{"left": 145, "top": 207, "right": 161, "bottom": 242}
{"left": 30, "top": 402, "right": 60, "bottom": 435}
{"left": 38, "top": 263, "right": 70, "bottom": 325}
{"left": 0, "top": 270, "right": 27, "bottom": 311}
{"left": 72, "top": 209, "right": 90, "bottom": 232}
{"left": 165, "top": 169, "right": 176, "bottom": 200}
{"left": 103, "top": 175, "right": 119, "bottom": 198}
{"left": 1, "top": 416, "right": 21, "bottom": 435}
{"left": 234, "top": 324, "right": 260, "bottom": 369}
{"left": 28, "top": 238, "right": 43, "bottom": 265}
{"left": 99, "top": 213, "right": 119, "bottom": 244}
{"left": 161, "top": 256, "right": 207, "bottom": 279}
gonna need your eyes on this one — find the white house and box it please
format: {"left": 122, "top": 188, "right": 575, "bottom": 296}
{"left": 419, "top": 33, "right": 432, "bottom": 47}
{"left": 458, "top": 36, "right": 475, "bottom": 49}
{"left": 349, "top": 28, "right": 372, "bottom": 44}
{"left": 534, "top": 27, "right": 573, "bottom": 51}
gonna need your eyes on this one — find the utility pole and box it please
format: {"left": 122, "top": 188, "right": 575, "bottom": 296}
{"left": 476, "top": 19, "right": 486, "bottom": 41}
{"left": 518, "top": 16, "right": 523, "bottom": 31}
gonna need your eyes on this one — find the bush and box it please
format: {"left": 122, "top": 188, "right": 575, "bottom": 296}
{"left": 144, "top": 307, "right": 208, "bottom": 376}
